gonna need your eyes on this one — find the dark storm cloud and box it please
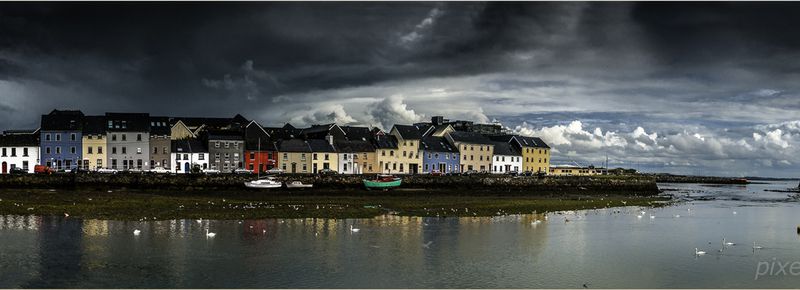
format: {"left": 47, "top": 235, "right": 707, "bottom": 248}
{"left": 2, "top": 2, "right": 800, "bottom": 176}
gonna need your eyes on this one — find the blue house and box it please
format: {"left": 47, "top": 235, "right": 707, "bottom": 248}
{"left": 420, "top": 136, "right": 460, "bottom": 174}
{"left": 40, "top": 110, "right": 84, "bottom": 170}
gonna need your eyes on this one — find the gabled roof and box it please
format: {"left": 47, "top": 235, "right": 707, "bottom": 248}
{"left": 373, "top": 134, "right": 398, "bottom": 149}
{"left": 307, "top": 139, "right": 336, "bottom": 152}
{"left": 514, "top": 136, "right": 550, "bottom": 149}
{"left": 41, "top": 110, "right": 84, "bottom": 131}
{"left": 0, "top": 131, "right": 39, "bottom": 147}
{"left": 171, "top": 139, "right": 208, "bottom": 153}
{"left": 2, "top": 129, "right": 38, "bottom": 135}
{"left": 82, "top": 116, "right": 107, "bottom": 135}
{"left": 420, "top": 136, "right": 457, "bottom": 153}
{"left": 392, "top": 124, "right": 423, "bottom": 140}
{"left": 333, "top": 140, "right": 375, "bottom": 153}
{"left": 105, "top": 112, "right": 151, "bottom": 132}
{"left": 447, "top": 131, "right": 492, "bottom": 145}
{"left": 149, "top": 116, "right": 171, "bottom": 136}
{"left": 490, "top": 141, "right": 521, "bottom": 156}
{"left": 277, "top": 139, "right": 311, "bottom": 152}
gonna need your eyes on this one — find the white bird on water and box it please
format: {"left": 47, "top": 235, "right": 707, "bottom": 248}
{"left": 752, "top": 242, "right": 763, "bottom": 250}
{"left": 206, "top": 229, "right": 216, "bottom": 238}
{"left": 350, "top": 225, "right": 360, "bottom": 233}
{"left": 724, "top": 238, "right": 735, "bottom": 246}
{"left": 695, "top": 248, "right": 707, "bottom": 256}
{"left": 649, "top": 215, "right": 655, "bottom": 219}
{"left": 133, "top": 229, "right": 141, "bottom": 235}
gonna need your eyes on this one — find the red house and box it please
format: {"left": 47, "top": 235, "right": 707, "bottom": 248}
{"left": 244, "top": 121, "right": 279, "bottom": 173}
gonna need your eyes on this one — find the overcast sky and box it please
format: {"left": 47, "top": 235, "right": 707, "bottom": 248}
{"left": 1, "top": 2, "right": 800, "bottom": 177}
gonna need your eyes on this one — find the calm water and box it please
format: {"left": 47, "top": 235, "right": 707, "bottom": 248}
{"left": 1, "top": 180, "right": 799, "bottom": 288}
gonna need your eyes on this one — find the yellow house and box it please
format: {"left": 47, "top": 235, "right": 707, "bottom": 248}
{"left": 308, "top": 139, "right": 338, "bottom": 173}
{"left": 511, "top": 136, "right": 551, "bottom": 174}
{"left": 277, "top": 139, "right": 312, "bottom": 173}
{"left": 445, "top": 131, "right": 494, "bottom": 172}
{"left": 81, "top": 116, "right": 107, "bottom": 170}
{"left": 389, "top": 125, "right": 424, "bottom": 174}
{"left": 372, "top": 134, "right": 403, "bottom": 174}
{"left": 550, "top": 165, "right": 604, "bottom": 176}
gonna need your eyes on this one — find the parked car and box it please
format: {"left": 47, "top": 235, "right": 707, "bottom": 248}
{"left": 34, "top": 165, "right": 54, "bottom": 174}
{"left": 233, "top": 168, "right": 253, "bottom": 174}
{"left": 521, "top": 171, "right": 534, "bottom": 176}
{"left": 461, "top": 170, "right": 479, "bottom": 176}
{"left": 9, "top": 167, "right": 27, "bottom": 175}
{"left": 429, "top": 170, "right": 444, "bottom": 176}
{"left": 266, "top": 168, "right": 285, "bottom": 174}
{"left": 506, "top": 171, "right": 519, "bottom": 176}
{"left": 318, "top": 168, "right": 338, "bottom": 175}
{"left": 203, "top": 169, "right": 221, "bottom": 174}
{"left": 149, "top": 167, "right": 170, "bottom": 174}
{"left": 96, "top": 168, "right": 118, "bottom": 174}
{"left": 70, "top": 167, "right": 90, "bottom": 174}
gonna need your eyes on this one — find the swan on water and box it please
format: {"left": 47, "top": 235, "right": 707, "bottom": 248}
{"left": 752, "top": 242, "right": 763, "bottom": 250}
{"left": 695, "top": 248, "right": 707, "bottom": 255}
{"left": 206, "top": 229, "right": 216, "bottom": 238}
{"left": 350, "top": 225, "right": 360, "bottom": 233}
{"left": 133, "top": 229, "right": 141, "bottom": 235}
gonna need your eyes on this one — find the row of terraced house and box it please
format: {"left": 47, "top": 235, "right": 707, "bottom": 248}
{"left": 0, "top": 110, "right": 551, "bottom": 175}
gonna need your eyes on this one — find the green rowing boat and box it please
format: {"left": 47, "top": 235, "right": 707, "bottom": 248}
{"left": 363, "top": 175, "right": 402, "bottom": 189}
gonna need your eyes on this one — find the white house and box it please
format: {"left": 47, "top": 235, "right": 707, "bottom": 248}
{"left": 335, "top": 140, "right": 374, "bottom": 174}
{"left": 490, "top": 141, "right": 522, "bottom": 174}
{"left": 170, "top": 139, "right": 208, "bottom": 173}
{"left": 0, "top": 129, "right": 40, "bottom": 174}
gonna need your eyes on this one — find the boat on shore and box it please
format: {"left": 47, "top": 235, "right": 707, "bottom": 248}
{"left": 286, "top": 180, "right": 313, "bottom": 189}
{"left": 363, "top": 174, "right": 402, "bottom": 190}
{"left": 244, "top": 176, "right": 282, "bottom": 189}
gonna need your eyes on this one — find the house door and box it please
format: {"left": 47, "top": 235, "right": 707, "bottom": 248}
{"left": 410, "top": 163, "right": 418, "bottom": 174}
{"left": 1, "top": 162, "right": 6, "bottom": 174}
{"left": 291, "top": 163, "right": 297, "bottom": 173}
{"left": 505, "top": 164, "right": 511, "bottom": 172}
{"left": 439, "top": 163, "right": 446, "bottom": 173}
{"left": 183, "top": 162, "right": 190, "bottom": 172}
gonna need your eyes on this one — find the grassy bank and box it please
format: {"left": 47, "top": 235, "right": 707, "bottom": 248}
{"left": 0, "top": 189, "right": 669, "bottom": 220}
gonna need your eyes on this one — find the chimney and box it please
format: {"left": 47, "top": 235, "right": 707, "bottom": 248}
{"left": 432, "top": 116, "right": 444, "bottom": 126}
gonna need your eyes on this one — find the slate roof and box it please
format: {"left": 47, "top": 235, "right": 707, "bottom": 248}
{"left": 447, "top": 131, "right": 492, "bottom": 145}
{"left": 171, "top": 139, "right": 208, "bottom": 153}
{"left": 333, "top": 140, "right": 375, "bottom": 153}
{"left": 149, "top": 116, "right": 171, "bottom": 136}
{"left": 82, "top": 116, "right": 107, "bottom": 135}
{"left": 264, "top": 124, "right": 303, "bottom": 140}
{"left": 206, "top": 129, "right": 243, "bottom": 141}
{"left": 515, "top": 136, "right": 550, "bottom": 149}
{"left": 0, "top": 132, "right": 39, "bottom": 147}
{"left": 420, "top": 136, "right": 457, "bottom": 153}
{"left": 490, "top": 141, "right": 521, "bottom": 156}
{"left": 277, "top": 139, "right": 312, "bottom": 152}
{"left": 372, "top": 134, "right": 398, "bottom": 149}
{"left": 105, "top": 113, "right": 150, "bottom": 132}
{"left": 307, "top": 139, "right": 336, "bottom": 152}
{"left": 340, "top": 126, "right": 372, "bottom": 141}
{"left": 488, "top": 134, "right": 515, "bottom": 142}
{"left": 41, "top": 110, "right": 84, "bottom": 131}
{"left": 2, "top": 129, "right": 38, "bottom": 135}
{"left": 392, "top": 125, "right": 423, "bottom": 140}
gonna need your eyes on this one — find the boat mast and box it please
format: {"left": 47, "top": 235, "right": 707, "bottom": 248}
{"left": 257, "top": 137, "right": 261, "bottom": 179}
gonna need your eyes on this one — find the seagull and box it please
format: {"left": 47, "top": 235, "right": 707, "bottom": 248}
{"left": 133, "top": 229, "right": 141, "bottom": 235}
{"left": 674, "top": 214, "right": 681, "bottom": 218}
{"left": 636, "top": 215, "right": 643, "bottom": 219}
{"left": 695, "top": 248, "right": 707, "bottom": 255}
{"left": 422, "top": 241, "right": 433, "bottom": 249}
{"left": 196, "top": 219, "right": 202, "bottom": 223}
{"left": 724, "top": 238, "right": 735, "bottom": 246}
{"left": 350, "top": 225, "right": 360, "bottom": 233}
{"left": 752, "top": 242, "right": 763, "bottom": 250}
{"left": 64, "top": 213, "right": 69, "bottom": 218}
{"left": 206, "top": 229, "right": 216, "bottom": 238}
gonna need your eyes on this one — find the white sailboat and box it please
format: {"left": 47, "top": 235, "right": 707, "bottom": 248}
{"left": 244, "top": 138, "right": 283, "bottom": 189}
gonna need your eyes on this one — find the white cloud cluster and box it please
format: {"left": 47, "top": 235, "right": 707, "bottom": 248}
{"left": 288, "top": 104, "right": 359, "bottom": 127}
{"left": 367, "top": 95, "right": 424, "bottom": 130}
{"left": 399, "top": 6, "right": 443, "bottom": 45}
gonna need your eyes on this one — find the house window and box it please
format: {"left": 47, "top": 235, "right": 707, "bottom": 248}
{"left": 137, "top": 134, "right": 142, "bottom": 141}
{"left": 112, "top": 134, "right": 117, "bottom": 141}
{"left": 199, "top": 153, "right": 205, "bottom": 160}
{"left": 225, "top": 142, "right": 230, "bottom": 148}
{"left": 176, "top": 154, "right": 181, "bottom": 161}
{"left": 97, "top": 159, "right": 102, "bottom": 168}
{"left": 381, "top": 151, "right": 385, "bottom": 156}
{"left": 363, "top": 153, "right": 367, "bottom": 159}
{"left": 301, "top": 154, "right": 306, "bottom": 161}
{"left": 108, "top": 121, "right": 113, "bottom": 128}
{"left": 163, "top": 147, "right": 168, "bottom": 154}
{"left": 45, "top": 134, "right": 51, "bottom": 141}
{"left": 313, "top": 153, "right": 318, "bottom": 160}
{"left": 403, "top": 151, "right": 407, "bottom": 157}
{"left": 162, "top": 159, "right": 166, "bottom": 167}
{"left": 343, "top": 163, "right": 348, "bottom": 171}
{"left": 111, "top": 159, "right": 117, "bottom": 169}
{"left": 234, "top": 143, "right": 239, "bottom": 149}
{"left": 71, "top": 133, "right": 76, "bottom": 141}
{"left": 390, "top": 151, "right": 394, "bottom": 156}
{"left": 46, "top": 147, "right": 51, "bottom": 154}
{"left": 137, "top": 147, "right": 142, "bottom": 154}
{"left": 56, "top": 147, "right": 61, "bottom": 154}
{"left": 122, "top": 134, "right": 126, "bottom": 141}
{"left": 283, "top": 153, "right": 288, "bottom": 160}
{"left": 87, "top": 135, "right": 92, "bottom": 140}
{"left": 463, "top": 155, "right": 467, "bottom": 160}
{"left": 137, "top": 159, "right": 143, "bottom": 169}
{"left": 23, "top": 148, "right": 28, "bottom": 157}
{"left": 88, "top": 147, "right": 93, "bottom": 154}
{"left": 98, "top": 146, "right": 103, "bottom": 154}
{"left": 56, "top": 134, "right": 61, "bottom": 141}
{"left": 0, "top": 148, "right": 5, "bottom": 156}
{"left": 302, "top": 164, "right": 307, "bottom": 171}
{"left": 153, "top": 147, "right": 158, "bottom": 154}
{"left": 434, "top": 153, "right": 439, "bottom": 159}
{"left": 324, "top": 154, "right": 329, "bottom": 161}
{"left": 22, "top": 161, "right": 29, "bottom": 171}
{"left": 233, "top": 153, "right": 239, "bottom": 161}
{"left": 70, "top": 147, "right": 75, "bottom": 154}
{"left": 282, "top": 163, "right": 286, "bottom": 170}
{"left": 215, "top": 142, "right": 220, "bottom": 148}
{"left": 224, "top": 153, "right": 230, "bottom": 160}
{"left": 120, "top": 147, "right": 126, "bottom": 154}
{"left": 249, "top": 152, "right": 255, "bottom": 159}
{"left": 343, "top": 154, "right": 348, "bottom": 161}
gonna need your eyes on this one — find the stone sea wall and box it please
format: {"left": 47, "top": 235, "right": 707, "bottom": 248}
{"left": 0, "top": 173, "right": 659, "bottom": 195}
{"left": 653, "top": 174, "right": 747, "bottom": 184}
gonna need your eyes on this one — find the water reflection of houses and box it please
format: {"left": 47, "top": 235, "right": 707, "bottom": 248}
{"left": 0, "top": 215, "right": 41, "bottom": 231}
{"left": 23, "top": 216, "right": 83, "bottom": 288}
